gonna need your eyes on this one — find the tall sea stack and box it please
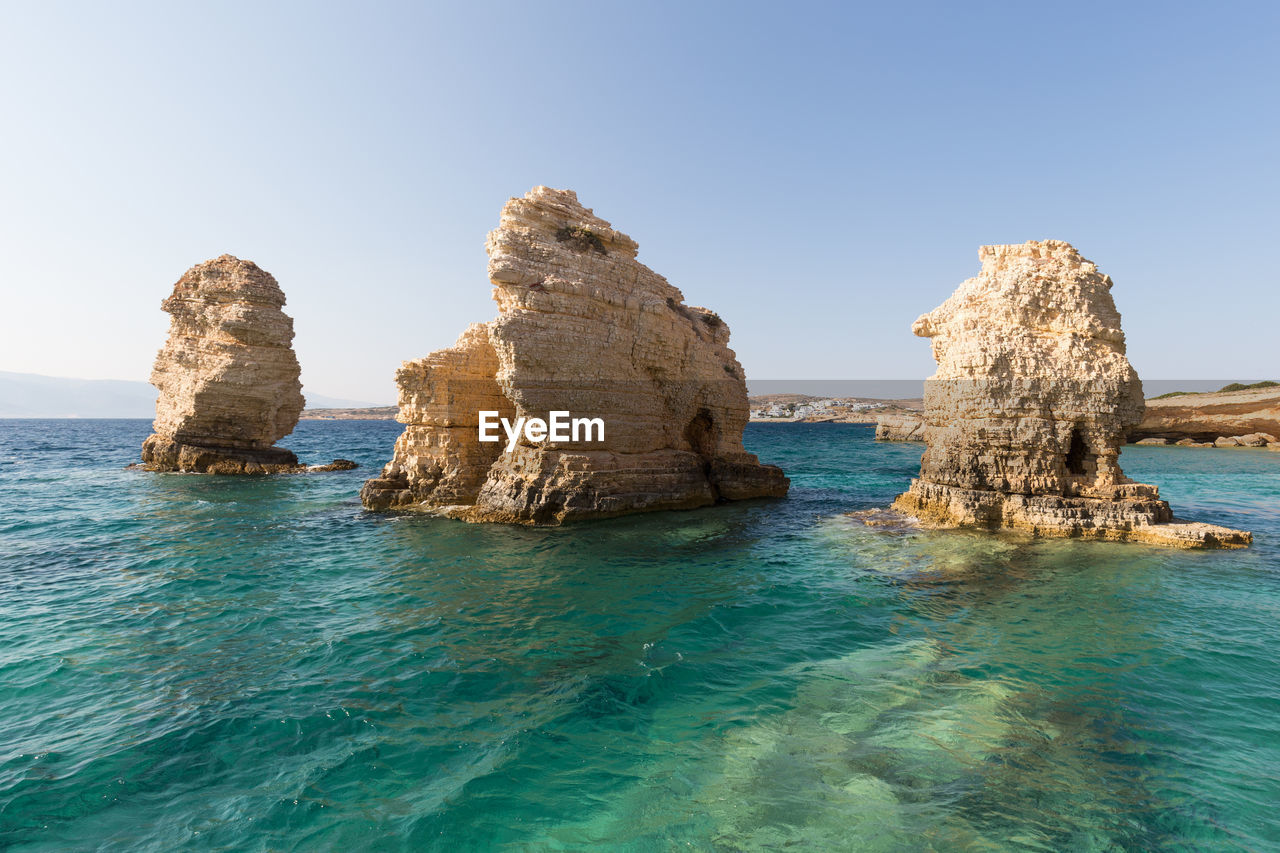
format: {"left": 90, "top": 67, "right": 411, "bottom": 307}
{"left": 892, "top": 240, "right": 1250, "bottom": 548}
{"left": 361, "top": 186, "right": 789, "bottom": 523}
{"left": 141, "top": 254, "right": 305, "bottom": 473}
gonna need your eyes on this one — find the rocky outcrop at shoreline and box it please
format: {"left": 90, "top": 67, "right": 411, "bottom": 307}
{"left": 874, "top": 413, "right": 925, "bottom": 442}
{"left": 140, "top": 255, "right": 306, "bottom": 473}
{"left": 811, "top": 395, "right": 1279, "bottom": 451}
{"left": 1136, "top": 432, "right": 1278, "bottom": 448}
{"left": 361, "top": 187, "right": 788, "bottom": 523}
{"left": 890, "top": 240, "right": 1250, "bottom": 549}
{"left": 1129, "top": 384, "right": 1280, "bottom": 445}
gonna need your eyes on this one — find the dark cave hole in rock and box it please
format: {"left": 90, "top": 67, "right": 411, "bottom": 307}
{"left": 684, "top": 409, "right": 717, "bottom": 460}
{"left": 1066, "top": 427, "right": 1089, "bottom": 476}
{"left": 684, "top": 409, "right": 721, "bottom": 499}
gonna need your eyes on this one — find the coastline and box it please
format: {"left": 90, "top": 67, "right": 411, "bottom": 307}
{"left": 300, "top": 406, "right": 398, "bottom": 420}
{"left": 740, "top": 394, "right": 921, "bottom": 424}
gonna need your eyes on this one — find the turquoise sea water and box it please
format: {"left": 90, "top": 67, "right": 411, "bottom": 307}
{"left": 1, "top": 420, "right": 1278, "bottom": 851}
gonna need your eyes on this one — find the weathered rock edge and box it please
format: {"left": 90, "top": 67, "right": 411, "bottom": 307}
{"left": 1130, "top": 385, "right": 1280, "bottom": 444}
{"left": 890, "top": 240, "right": 1250, "bottom": 549}
{"left": 129, "top": 448, "right": 357, "bottom": 475}
{"left": 362, "top": 187, "right": 789, "bottom": 524}
{"left": 875, "top": 413, "right": 925, "bottom": 442}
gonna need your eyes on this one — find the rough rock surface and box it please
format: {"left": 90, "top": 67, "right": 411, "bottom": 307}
{"left": 362, "top": 187, "right": 788, "bottom": 522}
{"left": 892, "top": 240, "right": 1250, "bottom": 549}
{"left": 875, "top": 413, "right": 925, "bottom": 442}
{"left": 309, "top": 459, "right": 359, "bottom": 472}
{"left": 1131, "top": 386, "right": 1280, "bottom": 443}
{"left": 141, "top": 255, "right": 305, "bottom": 473}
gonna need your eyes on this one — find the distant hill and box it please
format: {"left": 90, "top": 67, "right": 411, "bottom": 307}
{"left": 0, "top": 371, "right": 380, "bottom": 418}
{"left": 0, "top": 372, "right": 157, "bottom": 418}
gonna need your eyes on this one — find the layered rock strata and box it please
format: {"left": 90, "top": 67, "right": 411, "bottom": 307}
{"left": 891, "top": 241, "right": 1250, "bottom": 548}
{"left": 875, "top": 413, "right": 925, "bottom": 442}
{"left": 1142, "top": 431, "right": 1278, "bottom": 448}
{"left": 141, "top": 255, "right": 306, "bottom": 473}
{"left": 362, "top": 187, "right": 789, "bottom": 523}
{"left": 1131, "top": 385, "right": 1280, "bottom": 443}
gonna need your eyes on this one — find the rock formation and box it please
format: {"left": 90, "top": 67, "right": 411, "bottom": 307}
{"left": 141, "top": 255, "right": 306, "bottom": 473}
{"left": 1130, "top": 385, "right": 1280, "bottom": 444}
{"left": 891, "top": 240, "right": 1250, "bottom": 548}
{"left": 362, "top": 187, "right": 789, "bottom": 523}
{"left": 875, "top": 413, "right": 925, "bottom": 442}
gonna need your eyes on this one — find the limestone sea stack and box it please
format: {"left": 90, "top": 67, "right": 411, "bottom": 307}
{"left": 891, "top": 240, "right": 1250, "bottom": 548}
{"left": 141, "top": 255, "right": 306, "bottom": 473}
{"left": 361, "top": 186, "right": 789, "bottom": 523}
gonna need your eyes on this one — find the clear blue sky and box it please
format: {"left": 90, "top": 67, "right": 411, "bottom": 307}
{"left": 1, "top": 1, "right": 1275, "bottom": 403}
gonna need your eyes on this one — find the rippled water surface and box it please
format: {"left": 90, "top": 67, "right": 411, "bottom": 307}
{"left": 1, "top": 420, "right": 1278, "bottom": 850}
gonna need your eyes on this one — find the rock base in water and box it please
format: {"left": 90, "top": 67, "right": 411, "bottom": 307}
{"left": 363, "top": 449, "right": 787, "bottom": 523}
{"left": 140, "top": 436, "right": 302, "bottom": 474}
{"left": 138, "top": 437, "right": 358, "bottom": 475}
{"left": 892, "top": 480, "right": 1251, "bottom": 549}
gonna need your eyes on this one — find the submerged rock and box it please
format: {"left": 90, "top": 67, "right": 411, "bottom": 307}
{"left": 309, "top": 459, "right": 359, "bottom": 472}
{"left": 892, "top": 240, "right": 1250, "bottom": 549}
{"left": 141, "top": 255, "right": 305, "bottom": 473}
{"left": 362, "top": 186, "right": 789, "bottom": 523}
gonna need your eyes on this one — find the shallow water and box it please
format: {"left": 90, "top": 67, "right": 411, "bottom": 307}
{"left": 1, "top": 420, "right": 1277, "bottom": 850}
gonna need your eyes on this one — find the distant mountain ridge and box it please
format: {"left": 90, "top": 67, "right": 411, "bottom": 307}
{"left": 0, "top": 371, "right": 380, "bottom": 418}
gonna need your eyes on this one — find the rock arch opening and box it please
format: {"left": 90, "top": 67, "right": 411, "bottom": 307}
{"left": 684, "top": 408, "right": 721, "bottom": 500}
{"left": 1065, "top": 427, "right": 1089, "bottom": 477}
{"left": 684, "top": 409, "right": 717, "bottom": 460}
